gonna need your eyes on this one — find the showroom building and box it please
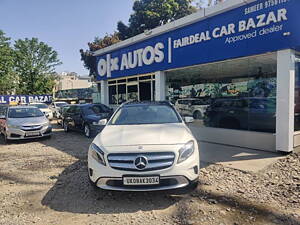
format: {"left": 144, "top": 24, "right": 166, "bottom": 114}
{"left": 93, "top": 0, "right": 300, "bottom": 153}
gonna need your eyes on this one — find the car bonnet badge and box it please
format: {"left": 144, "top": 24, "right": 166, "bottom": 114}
{"left": 134, "top": 156, "right": 148, "bottom": 170}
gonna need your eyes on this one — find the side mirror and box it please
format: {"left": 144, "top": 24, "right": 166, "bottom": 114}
{"left": 98, "top": 119, "right": 107, "bottom": 126}
{"left": 184, "top": 116, "right": 194, "bottom": 123}
{"left": 0, "top": 115, "right": 6, "bottom": 120}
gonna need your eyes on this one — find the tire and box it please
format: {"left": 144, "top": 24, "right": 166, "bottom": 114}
{"left": 63, "top": 121, "right": 69, "bottom": 132}
{"left": 193, "top": 111, "right": 202, "bottom": 120}
{"left": 84, "top": 124, "right": 91, "bottom": 138}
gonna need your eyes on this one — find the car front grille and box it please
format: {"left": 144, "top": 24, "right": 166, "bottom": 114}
{"left": 21, "top": 125, "right": 43, "bottom": 131}
{"left": 107, "top": 152, "right": 175, "bottom": 172}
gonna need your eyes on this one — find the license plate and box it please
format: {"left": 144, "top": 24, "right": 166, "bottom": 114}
{"left": 26, "top": 131, "right": 40, "bottom": 137}
{"left": 123, "top": 176, "right": 160, "bottom": 186}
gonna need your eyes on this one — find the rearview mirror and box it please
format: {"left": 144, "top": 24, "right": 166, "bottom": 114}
{"left": 184, "top": 117, "right": 194, "bottom": 123}
{"left": 98, "top": 119, "right": 107, "bottom": 126}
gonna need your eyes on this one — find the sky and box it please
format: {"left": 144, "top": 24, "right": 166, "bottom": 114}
{"left": 0, "top": 0, "right": 133, "bottom": 76}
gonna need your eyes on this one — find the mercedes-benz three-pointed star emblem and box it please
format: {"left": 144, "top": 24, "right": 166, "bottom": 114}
{"left": 134, "top": 156, "right": 148, "bottom": 170}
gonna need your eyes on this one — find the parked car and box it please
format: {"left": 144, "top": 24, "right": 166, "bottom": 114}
{"left": 87, "top": 101, "right": 199, "bottom": 192}
{"left": 204, "top": 97, "right": 276, "bottom": 132}
{"left": 175, "top": 98, "right": 211, "bottom": 119}
{"left": 0, "top": 106, "right": 52, "bottom": 143}
{"left": 29, "top": 103, "right": 53, "bottom": 120}
{"left": 62, "top": 103, "right": 113, "bottom": 137}
{"left": 50, "top": 101, "right": 68, "bottom": 118}
{"left": 57, "top": 104, "right": 71, "bottom": 126}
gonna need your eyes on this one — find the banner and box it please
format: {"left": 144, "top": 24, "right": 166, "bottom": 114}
{"left": 96, "top": 0, "right": 299, "bottom": 80}
{"left": 0, "top": 95, "right": 53, "bottom": 104}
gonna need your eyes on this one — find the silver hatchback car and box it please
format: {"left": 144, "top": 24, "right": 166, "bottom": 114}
{"left": 0, "top": 106, "right": 52, "bottom": 142}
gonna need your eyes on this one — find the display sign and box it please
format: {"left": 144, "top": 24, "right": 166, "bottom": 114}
{"left": 0, "top": 95, "right": 53, "bottom": 104}
{"left": 96, "top": 0, "right": 300, "bottom": 80}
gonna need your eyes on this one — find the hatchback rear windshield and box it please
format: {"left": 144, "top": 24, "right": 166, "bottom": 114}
{"left": 110, "top": 104, "right": 181, "bottom": 125}
{"left": 55, "top": 102, "right": 67, "bottom": 107}
{"left": 8, "top": 108, "right": 44, "bottom": 118}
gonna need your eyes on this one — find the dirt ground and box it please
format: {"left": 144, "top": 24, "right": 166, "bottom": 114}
{"left": 0, "top": 122, "right": 299, "bottom": 225}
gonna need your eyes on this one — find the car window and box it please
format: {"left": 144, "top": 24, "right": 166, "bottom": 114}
{"left": 30, "top": 103, "right": 48, "bottom": 109}
{"left": 83, "top": 105, "right": 104, "bottom": 115}
{"left": 74, "top": 106, "right": 81, "bottom": 114}
{"left": 8, "top": 108, "right": 44, "bottom": 118}
{"left": 100, "top": 104, "right": 111, "bottom": 112}
{"left": 67, "top": 106, "right": 76, "bottom": 114}
{"left": 110, "top": 104, "right": 182, "bottom": 125}
{"left": 55, "top": 102, "right": 67, "bottom": 108}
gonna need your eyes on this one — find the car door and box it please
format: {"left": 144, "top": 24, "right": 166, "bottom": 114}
{"left": 182, "top": 100, "right": 191, "bottom": 116}
{"left": 176, "top": 100, "right": 187, "bottom": 116}
{"left": 64, "top": 106, "right": 76, "bottom": 130}
{"left": 72, "top": 106, "right": 84, "bottom": 131}
{"left": 248, "top": 98, "right": 276, "bottom": 132}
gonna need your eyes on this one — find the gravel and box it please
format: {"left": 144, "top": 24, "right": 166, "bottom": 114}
{"left": 0, "top": 122, "right": 299, "bottom": 225}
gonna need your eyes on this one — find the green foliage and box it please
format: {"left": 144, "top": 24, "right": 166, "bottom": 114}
{"left": 119, "top": 0, "right": 196, "bottom": 38}
{"left": 80, "top": 33, "right": 121, "bottom": 76}
{"left": 0, "top": 30, "right": 17, "bottom": 95}
{"left": 14, "top": 38, "right": 62, "bottom": 94}
{"left": 88, "top": 33, "right": 121, "bottom": 51}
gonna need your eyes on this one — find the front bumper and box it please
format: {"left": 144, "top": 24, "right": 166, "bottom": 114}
{"left": 88, "top": 146, "right": 200, "bottom": 191}
{"left": 95, "top": 175, "right": 196, "bottom": 191}
{"left": 6, "top": 126, "right": 52, "bottom": 140}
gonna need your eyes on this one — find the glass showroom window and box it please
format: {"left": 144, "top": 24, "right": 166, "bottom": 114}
{"left": 295, "top": 55, "right": 300, "bottom": 131}
{"left": 166, "top": 53, "right": 277, "bottom": 133}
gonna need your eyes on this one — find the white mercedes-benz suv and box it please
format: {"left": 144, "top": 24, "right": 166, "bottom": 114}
{"left": 88, "top": 101, "right": 200, "bottom": 192}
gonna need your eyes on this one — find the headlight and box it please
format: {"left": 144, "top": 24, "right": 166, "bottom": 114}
{"left": 42, "top": 121, "right": 50, "bottom": 127}
{"left": 89, "top": 143, "right": 106, "bottom": 166}
{"left": 7, "top": 124, "right": 19, "bottom": 129}
{"left": 177, "top": 140, "right": 194, "bottom": 164}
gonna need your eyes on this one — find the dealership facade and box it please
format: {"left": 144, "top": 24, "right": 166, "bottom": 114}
{"left": 93, "top": 0, "right": 300, "bottom": 153}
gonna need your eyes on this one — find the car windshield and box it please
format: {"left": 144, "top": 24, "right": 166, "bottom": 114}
{"left": 55, "top": 102, "right": 67, "bottom": 107}
{"left": 61, "top": 106, "right": 70, "bottom": 113}
{"left": 83, "top": 105, "right": 104, "bottom": 115}
{"left": 30, "top": 104, "right": 48, "bottom": 109}
{"left": 8, "top": 108, "right": 44, "bottom": 118}
{"left": 110, "top": 104, "right": 181, "bottom": 125}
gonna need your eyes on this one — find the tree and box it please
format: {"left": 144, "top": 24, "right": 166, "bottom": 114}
{"left": 14, "top": 38, "right": 62, "bottom": 94}
{"left": 118, "top": 0, "right": 196, "bottom": 38}
{"left": 0, "top": 30, "right": 17, "bottom": 94}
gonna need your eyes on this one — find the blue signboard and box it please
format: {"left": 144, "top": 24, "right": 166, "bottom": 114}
{"left": 0, "top": 95, "right": 53, "bottom": 104}
{"left": 96, "top": 0, "right": 300, "bottom": 80}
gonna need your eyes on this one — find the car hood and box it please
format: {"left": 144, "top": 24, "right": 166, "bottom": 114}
{"left": 8, "top": 116, "right": 47, "bottom": 126}
{"left": 86, "top": 113, "right": 110, "bottom": 121}
{"left": 97, "top": 123, "right": 194, "bottom": 147}
{"left": 86, "top": 114, "right": 101, "bottom": 121}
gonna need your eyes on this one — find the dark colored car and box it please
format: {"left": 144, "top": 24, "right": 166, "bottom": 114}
{"left": 204, "top": 97, "right": 276, "bottom": 133}
{"left": 62, "top": 104, "right": 113, "bottom": 137}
